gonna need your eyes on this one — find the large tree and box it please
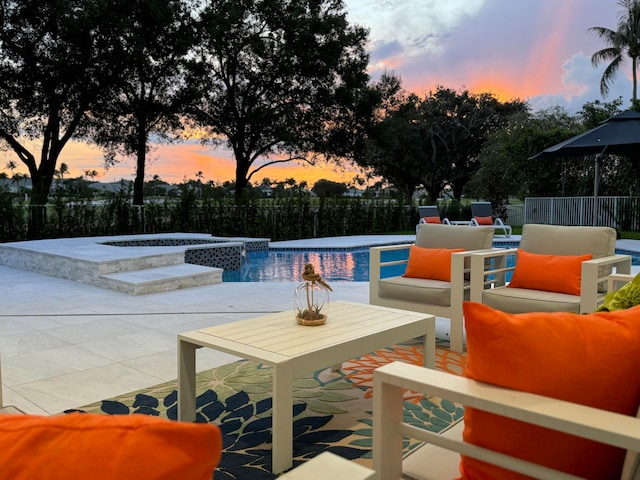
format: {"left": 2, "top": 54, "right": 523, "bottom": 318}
{"left": 469, "top": 106, "right": 598, "bottom": 206}
{"left": 590, "top": 0, "right": 640, "bottom": 108}
{"left": 359, "top": 86, "right": 525, "bottom": 204}
{"left": 357, "top": 89, "right": 424, "bottom": 204}
{"left": 185, "top": 0, "right": 374, "bottom": 201}
{"left": 90, "top": 0, "right": 195, "bottom": 206}
{"left": 0, "top": 0, "right": 126, "bottom": 236}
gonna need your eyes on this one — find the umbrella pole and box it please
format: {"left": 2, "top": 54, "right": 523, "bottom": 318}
{"left": 593, "top": 154, "right": 601, "bottom": 226}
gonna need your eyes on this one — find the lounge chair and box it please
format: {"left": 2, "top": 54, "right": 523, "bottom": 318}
{"left": 416, "top": 205, "right": 451, "bottom": 233}
{"left": 469, "top": 224, "right": 632, "bottom": 314}
{"left": 417, "top": 205, "right": 451, "bottom": 225}
{"left": 369, "top": 223, "right": 494, "bottom": 353}
{"left": 470, "top": 201, "right": 512, "bottom": 237}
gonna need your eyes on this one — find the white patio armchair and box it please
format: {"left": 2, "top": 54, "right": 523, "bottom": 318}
{"left": 369, "top": 223, "right": 494, "bottom": 353}
{"left": 373, "top": 361, "right": 640, "bottom": 480}
{"left": 469, "top": 224, "right": 632, "bottom": 314}
{"left": 373, "top": 272, "right": 640, "bottom": 479}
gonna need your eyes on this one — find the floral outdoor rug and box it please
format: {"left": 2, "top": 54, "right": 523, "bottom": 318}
{"left": 68, "top": 339, "right": 465, "bottom": 480}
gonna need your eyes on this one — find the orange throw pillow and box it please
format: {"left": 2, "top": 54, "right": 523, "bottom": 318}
{"left": 0, "top": 413, "right": 222, "bottom": 480}
{"left": 474, "top": 216, "right": 493, "bottom": 225}
{"left": 508, "top": 249, "right": 592, "bottom": 295}
{"left": 460, "top": 302, "right": 640, "bottom": 479}
{"left": 403, "top": 245, "right": 464, "bottom": 282}
{"left": 422, "top": 216, "right": 442, "bottom": 224}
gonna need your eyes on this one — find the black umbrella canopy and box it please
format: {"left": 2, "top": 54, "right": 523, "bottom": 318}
{"left": 530, "top": 110, "right": 640, "bottom": 225}
{"left": 531, "top": 110, "right": 640, "bottom": 159}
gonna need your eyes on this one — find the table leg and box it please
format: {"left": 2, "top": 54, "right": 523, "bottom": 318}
{"left": 177, "top": 338, "right": 197, "bottom": 422}
{"left": 272, "top": 359, "right": 293, "bottom": 474}
{"left": 424, "top": 317, "right": 435, "bottom": 369}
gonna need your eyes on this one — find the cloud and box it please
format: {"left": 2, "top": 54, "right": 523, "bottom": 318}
{"left": 345, "top": 0, "right": 486, "bottom": 60}
{"left": 349, "top": 0, "right": 633, "bottom": 112}
{"left": 529, "top": 53, "right": 633, "bottom": 113}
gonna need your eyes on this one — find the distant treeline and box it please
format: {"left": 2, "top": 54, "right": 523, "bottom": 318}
{"left": 0, "top": 185, "right": 474, "bottom": 243}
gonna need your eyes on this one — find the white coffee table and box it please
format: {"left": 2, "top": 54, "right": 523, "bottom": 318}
{"left": 177, "top": 300, "right": 435, "bottom": 474}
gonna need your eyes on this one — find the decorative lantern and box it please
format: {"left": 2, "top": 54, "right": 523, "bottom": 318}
{"left": 295, "top": 263, "right": 332, "bottom": 326}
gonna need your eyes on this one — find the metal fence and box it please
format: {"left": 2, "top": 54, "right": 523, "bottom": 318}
{"left": 524, "top": 197, "right": 640, "bottom": 230}
{"left": 505, "top": 204, "right": 524, "bottom": 226}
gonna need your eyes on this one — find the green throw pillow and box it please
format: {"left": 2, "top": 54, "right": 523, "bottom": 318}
{"left": 598, "top": 273, "right": 640, "bottom": 312}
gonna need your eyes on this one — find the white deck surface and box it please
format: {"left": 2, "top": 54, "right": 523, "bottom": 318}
{"left": 1, "top": 234, "right": 638, "bottom": 415}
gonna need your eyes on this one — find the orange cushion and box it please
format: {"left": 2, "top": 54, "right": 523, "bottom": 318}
{"left": 507, "top": 249, "right": 592, "bottom": 295}
{"left": 473, "top": 216, "right": 493, "bottom": 225}
{"left": 0, "top": 413, "right": 222, "bottom": 480}
{"left": 403, "top": 245, "right": 464, "bottom": 282}
{"left": 422, "top": 216, "right": 442, "bottom": 224}
{"left": 460, "top": 302, "right": 640, "bottom": 479}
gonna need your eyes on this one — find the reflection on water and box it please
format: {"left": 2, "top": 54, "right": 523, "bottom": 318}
{"left": 222, "top": 248, "right": 409, "bottom": 282}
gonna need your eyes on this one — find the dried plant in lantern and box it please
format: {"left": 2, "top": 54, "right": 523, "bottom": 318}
{"left": 295, "top": 263, "right": 332, "bottom": 326}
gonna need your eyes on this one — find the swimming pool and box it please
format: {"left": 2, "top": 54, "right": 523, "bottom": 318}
{"left": 222, "top": 247, "right": 640, "bottom": 282}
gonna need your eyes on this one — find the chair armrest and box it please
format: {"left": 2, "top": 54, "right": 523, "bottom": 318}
{"left": 493, "top": 218, "right": 512, "bottom": 237}
{"left": 580, "top": 254, "right": 632, "bottom": 312}
{"left": 369, "top": 244, "right": 412, "bottom": 302}
{"left": 608, "top": 273, "right": 636, "bottom": 292}
{"left": 450, "top": 249, "right": 494, "bottom": 294}
{"left": 469, "top": 248, "right": 518, "bottom": 302}
{"left": 373, "top": 361, "right": 640, "bottom": 480}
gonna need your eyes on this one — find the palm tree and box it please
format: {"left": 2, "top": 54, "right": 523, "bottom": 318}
{"left": 590, "top": 0, "right": 640, "bottom": 109}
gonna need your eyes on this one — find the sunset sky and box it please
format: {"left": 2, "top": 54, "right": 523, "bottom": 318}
{"left": 0, "top": 0, "right": 632, "bottom": 187}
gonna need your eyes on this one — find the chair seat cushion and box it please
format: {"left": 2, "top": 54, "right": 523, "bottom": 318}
{"left": 482, "top": 286, "right": 580, "bottom": 314}
{"left": 460, "top": 302, "right": 640, "bottom": 479}
{"left": 0, "top": 412, "right": 222, "bottom": 480}
{"left": 379, "top": 276, "right": 456, "bottom": 307}
{"left": 422, "top": 216, "right": 442, "bottom": 224}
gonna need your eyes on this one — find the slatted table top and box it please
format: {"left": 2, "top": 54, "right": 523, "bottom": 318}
{"left": 181, "top": 301, "right": 430, "bottom": 362}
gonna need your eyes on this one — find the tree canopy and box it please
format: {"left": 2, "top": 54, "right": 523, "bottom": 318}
{"left": 357, "top": 86, "right": 526, "bottom": 204}
{"left": 89, "top": 0, "right": 195, "bottom": 206}
{"left": 0, "top": 0, "right": 127, "bottom": 236}
{"left": 590, "top": 0, "right": 640, "bottom": 108}
{"left": 184, "top": 0, "right": 376, "bottom": 201}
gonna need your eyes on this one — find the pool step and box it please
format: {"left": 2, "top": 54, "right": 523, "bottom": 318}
{"left": 99, "top": 264, "right": 222, "bottom": 295}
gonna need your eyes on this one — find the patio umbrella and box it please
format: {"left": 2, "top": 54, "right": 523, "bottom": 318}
{"left": 530, "top": 110, "right": 640, "bottom": 225}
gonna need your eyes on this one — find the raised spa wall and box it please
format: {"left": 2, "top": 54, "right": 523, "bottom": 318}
{"left": 101, "top": 237, "right": 270, "bottom": 271}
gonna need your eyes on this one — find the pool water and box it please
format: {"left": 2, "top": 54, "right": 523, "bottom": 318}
{"left": 222, "top": 248, "right": 408, "bottom": 282}
{"left": 222, "top": 247, "right": 640, "bottom": 282}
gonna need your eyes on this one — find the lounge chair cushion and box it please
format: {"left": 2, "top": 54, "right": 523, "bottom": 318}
{"left": 0, "top": 412, "right": 222, "bottom": 480}
{"left": 507, "top": 250, "right": 592, "bottom": 296}
{"left": 403, "top": 246, "right": 464, "bottom": 282}
{"left": 378, "top": 276, "right": 458, "bottom": 307}
{"left": 473, "top": 216, "right": 493, "bottom": 225}
{"left": 460, "top": 302, "right": 640, "bottom": 480}
{"left": 422, "top": 216, "right": 442, "bottom": 224}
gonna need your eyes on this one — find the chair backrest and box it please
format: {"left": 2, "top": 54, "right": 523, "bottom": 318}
{"left": 520, "top": 224, "right": 616, "bottom": 259}
{"left": 417, "top": 206, "right": 440, "bottom": 219}
{"left": 471, "top": 202, "right": 493, "bottom": 218}
{"left": 416, "top": 223, "right": 494, "bottom": 250}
